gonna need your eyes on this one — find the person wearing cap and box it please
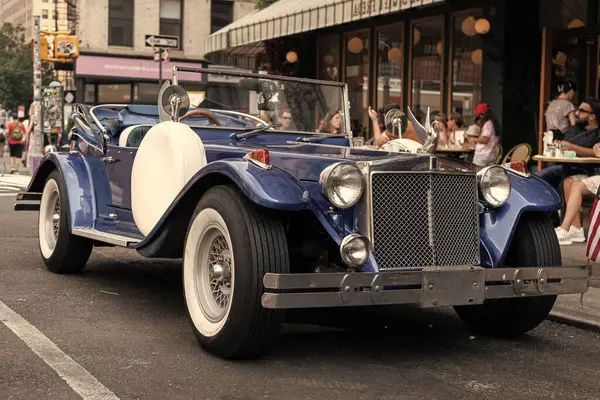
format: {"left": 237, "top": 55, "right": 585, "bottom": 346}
{"left": 471, "top": 103, "right": 500, "bottom": 167}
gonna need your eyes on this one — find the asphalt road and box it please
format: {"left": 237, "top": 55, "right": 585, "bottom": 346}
{"left": 1, "top": 195, "right": 600, "bottom": 400}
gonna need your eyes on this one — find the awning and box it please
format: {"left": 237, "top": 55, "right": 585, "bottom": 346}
{"left": 205, "top": 0, "right": 444, "bottom": 56}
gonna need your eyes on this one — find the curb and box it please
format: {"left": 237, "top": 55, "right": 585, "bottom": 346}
{"left": 548, "top": 306, "right": 600, "bottom": 333}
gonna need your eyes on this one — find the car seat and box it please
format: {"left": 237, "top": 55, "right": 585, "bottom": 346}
{"left": 119, "top": 125, "right": 154, "bottom": 148}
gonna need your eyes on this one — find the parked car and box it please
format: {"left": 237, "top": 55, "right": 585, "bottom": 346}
{"left": 15, "top": 67, "right": 589, "bottom": 359}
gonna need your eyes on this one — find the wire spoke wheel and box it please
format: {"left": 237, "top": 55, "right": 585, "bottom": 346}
{"left": 195, "top": 224, "right": 234, "bottom": 323}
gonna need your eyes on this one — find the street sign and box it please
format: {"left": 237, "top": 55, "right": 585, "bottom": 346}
{"left": 145, "top": 34, "right": 179, "bottom": 49}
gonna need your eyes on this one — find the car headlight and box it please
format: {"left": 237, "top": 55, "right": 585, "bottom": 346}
{"left": 340, "top": 234, "right": 370, "bottom": 267}
{"left": 477, "top": 165, "right": 511, "bottom": 208}
{"left": 320, "top": 162, "right": 364, "bottom": 209}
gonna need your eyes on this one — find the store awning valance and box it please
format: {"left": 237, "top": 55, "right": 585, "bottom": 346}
{"left": 205, "top": 0, "right": 444, "bottom": 55}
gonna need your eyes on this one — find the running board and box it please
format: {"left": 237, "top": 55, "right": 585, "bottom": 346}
{"left": 71, "top": 228, "right": 141, "bottom": 247}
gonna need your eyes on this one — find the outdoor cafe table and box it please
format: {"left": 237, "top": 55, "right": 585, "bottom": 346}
{"left": 435, "top": 146, "right": 475, "bottom": 153}
{"left": 533, "top": 155, "right": 600, "bottom": 164}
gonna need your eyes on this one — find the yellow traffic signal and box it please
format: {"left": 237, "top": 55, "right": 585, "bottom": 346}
{"left": 54, "top": 35, "right": 79, "bottom": 59}
{"left": 40, "top": 36, "right": 49, "bottom": 61}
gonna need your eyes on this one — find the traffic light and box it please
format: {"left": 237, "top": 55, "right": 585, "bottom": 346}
{"left": 40, "top": 36, "right": 49, "bottom": 61}
{"left": 39, "top": 32, "right": 79, "bottom": 62}
{"left": 54, "top": 35, "right": 79, "bottom": 59}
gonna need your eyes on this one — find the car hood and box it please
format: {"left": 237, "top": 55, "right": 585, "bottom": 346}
{"left": 204, "top": 139, "right": 476, "bottom": 182}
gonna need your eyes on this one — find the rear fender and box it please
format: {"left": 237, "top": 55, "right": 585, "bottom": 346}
{"left": 479, "top": 173, "right": 561, "bottom": 267}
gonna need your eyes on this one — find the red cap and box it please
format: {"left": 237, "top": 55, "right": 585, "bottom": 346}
{"left": 475, "top": 103, "right": 489, "bottom": 118}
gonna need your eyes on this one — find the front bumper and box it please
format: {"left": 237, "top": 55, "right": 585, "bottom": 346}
{"left": 261, "top": 265, "right": 590, "bottom": 309}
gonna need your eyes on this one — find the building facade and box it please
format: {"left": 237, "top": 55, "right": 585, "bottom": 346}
{"left": 0, "top": 0, "right": 75, "bottom": 42}
{"left": 74, "top": 0, "right": 255, "bottom": 104}
{"left": 204, "top": 0, "right": 597, "bottom": 159}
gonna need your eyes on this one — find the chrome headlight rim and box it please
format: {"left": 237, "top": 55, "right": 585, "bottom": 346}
{"left": 319, "top": 162, "right": 365, "bottom": 209}
{"left": 477, "top": 165, "right": 511, "bottom": 208}
{"left": 340, "top": 234, "right": 371, "bottom": 267}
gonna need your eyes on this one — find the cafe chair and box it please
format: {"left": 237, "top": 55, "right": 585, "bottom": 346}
{"left": 495, "top": 144, "right": 503, "bottom": 164}
{"left": 502, "top": 143, "right": 532, "bottom": 164}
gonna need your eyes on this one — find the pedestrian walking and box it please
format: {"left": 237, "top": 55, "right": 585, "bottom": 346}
{"left": 0, "top": 124, "right": 5, "bottom": 159}
{"left": 6, "top": 113, "right": 26, "bottom": 174}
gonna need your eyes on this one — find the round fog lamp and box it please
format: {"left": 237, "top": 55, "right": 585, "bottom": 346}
{"left": 320, "top": 162, "right": 364, "bottom": 209}
{"left": 478, "top": 165, "right": 511, "bottom": 207}
{"left": 340, "top": 234, "right": 370, "bottom": 267}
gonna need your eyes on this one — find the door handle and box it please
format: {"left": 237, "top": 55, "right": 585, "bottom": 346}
{"left": 101, "top": 156, "right": 118, "bottom": 164}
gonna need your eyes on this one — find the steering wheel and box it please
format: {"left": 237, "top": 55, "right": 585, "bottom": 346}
{"left": 178, "top": 109, "right": 222, "bottom": 126}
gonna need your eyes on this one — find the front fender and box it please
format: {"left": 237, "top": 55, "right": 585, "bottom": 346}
{"left": 134, "top": 159, "right": 310, "bottom": 256}
{"left": 26, "top": 152, "right": 97, "bottom": 229}
{"left": 201, "top": 160, "right": 310, "bottom": 210}
{"left": 479, "top": 173, "right": 561, "bottom": 267}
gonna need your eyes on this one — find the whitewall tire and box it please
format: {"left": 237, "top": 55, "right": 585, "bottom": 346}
{"left": 183, "top": 185, "right": 289, "bottom": 359}
{"left": 38, "top": 170, "right": 93, "bottom": 274}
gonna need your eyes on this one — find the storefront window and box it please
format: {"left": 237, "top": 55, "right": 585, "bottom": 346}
{"left": 97, "top": 84, "right": 131, "bottom": 103}
{"left": 135, "top": 83, "right": 162, "bottom": 104}
{"left": 344, "top": 29, "right": 370, "bottom": 139}
{"left": 450, "top": 12, "right": 483, "bottom": 123}
{"left": 84, "top": 84, "right": 95, "bottom": 104}
{"left": 376, "top": 22, "right": 404, "bottom": 115}
{"left": 411, "top": 17, "right": 444, "bottom": 124}
{"left": 318, "top": 35, "right": 339, "bottom": 81}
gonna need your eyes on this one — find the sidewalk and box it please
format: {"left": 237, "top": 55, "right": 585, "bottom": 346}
{"left": 0, "top": 151, "right": 32, "bottom": 191}
{"left": 549, "top": 244, "right": 600, "bottom": 330}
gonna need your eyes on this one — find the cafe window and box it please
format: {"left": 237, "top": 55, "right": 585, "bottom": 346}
{"left": 84, "top": 84, "right": 95, "bottom": 104}
{"left": 134, "top": 83, "right": 162, "bottom": 104}
{"left": 410, "top": 17, "right": 444, "bottom": 124}
{"left": 160, "top": 0, "right": 182, "bottom": 48}
{"left": 344, "top": 29, "right": 370, "bottom": 139}
{"left": 450, "top": 11, "right": 483, "bottom": 123}
{"left": 562, "top": 0, "right": 587, "bottom": 29}
{"left": 108, "top": 0, "right": 134, "bottom": 47}
{"left": 97, "top": 84, "right": 131, "bottom": 103}
{"left": 317, "top": 35, "right": 340, "bottom": 81}
{"left": 376, "top": 22, "right": 404, "bottom": 114}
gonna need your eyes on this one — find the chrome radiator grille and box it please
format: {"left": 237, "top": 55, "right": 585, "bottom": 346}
{"left": 371, "top": 172, "right": 480, "bottom": 270}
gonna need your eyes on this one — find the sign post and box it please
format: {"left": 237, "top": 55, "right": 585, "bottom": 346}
{"left": 30, "top": 16, "right": 44, "bottom": 174}
{"left": 145, "top": 34, "right": 178, "bottom": 85}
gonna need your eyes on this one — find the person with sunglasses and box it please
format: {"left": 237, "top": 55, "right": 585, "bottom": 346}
{"left": 537, "top": 98, "right": 600, "bottom": 229}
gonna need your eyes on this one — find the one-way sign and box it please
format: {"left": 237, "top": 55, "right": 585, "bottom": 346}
{"left": 145, "top": 34, "right": 179, "bottom": 49}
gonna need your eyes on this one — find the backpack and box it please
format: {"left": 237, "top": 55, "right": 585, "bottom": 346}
{"left": 11, "top": 123, "right": 23, "bottom": 141}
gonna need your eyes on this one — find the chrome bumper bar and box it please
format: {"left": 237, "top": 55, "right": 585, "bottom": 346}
{"left": 261, "top": 265, "right": 590, "bottom": 309}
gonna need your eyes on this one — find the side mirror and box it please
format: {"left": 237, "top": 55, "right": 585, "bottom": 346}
{"left": 159, "top": 83, "right": 190, "bottom": 121}
{"left": 384, "top": 109, "right": 407, "bottom": 137}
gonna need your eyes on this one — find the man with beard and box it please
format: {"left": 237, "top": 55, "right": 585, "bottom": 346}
{"left": 537, "top": 98, "right": 600, "bottom": 226}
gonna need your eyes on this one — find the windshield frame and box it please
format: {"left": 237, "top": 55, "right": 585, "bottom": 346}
{"left": 171, "top": 66, "right": 352, "bottom": 139}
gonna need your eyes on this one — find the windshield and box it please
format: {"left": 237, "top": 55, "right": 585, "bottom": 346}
{"left": 173, "top": 68, "right": 349, "bottom": 136}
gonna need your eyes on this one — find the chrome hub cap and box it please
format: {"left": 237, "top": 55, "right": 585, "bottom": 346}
{"left": 195, "top": 227, "right": 233, "bottom": 323}
{"left": 51, "top": 199, "right": 60, "bottom": 240}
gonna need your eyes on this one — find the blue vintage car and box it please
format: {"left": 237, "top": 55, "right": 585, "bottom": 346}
{"left": 15, "top": 67, "right": 590, "bottom": 359}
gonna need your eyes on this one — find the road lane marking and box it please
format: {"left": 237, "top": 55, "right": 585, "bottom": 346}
{"left": 0, "top": 300, "right": 120, "bottom": 400}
